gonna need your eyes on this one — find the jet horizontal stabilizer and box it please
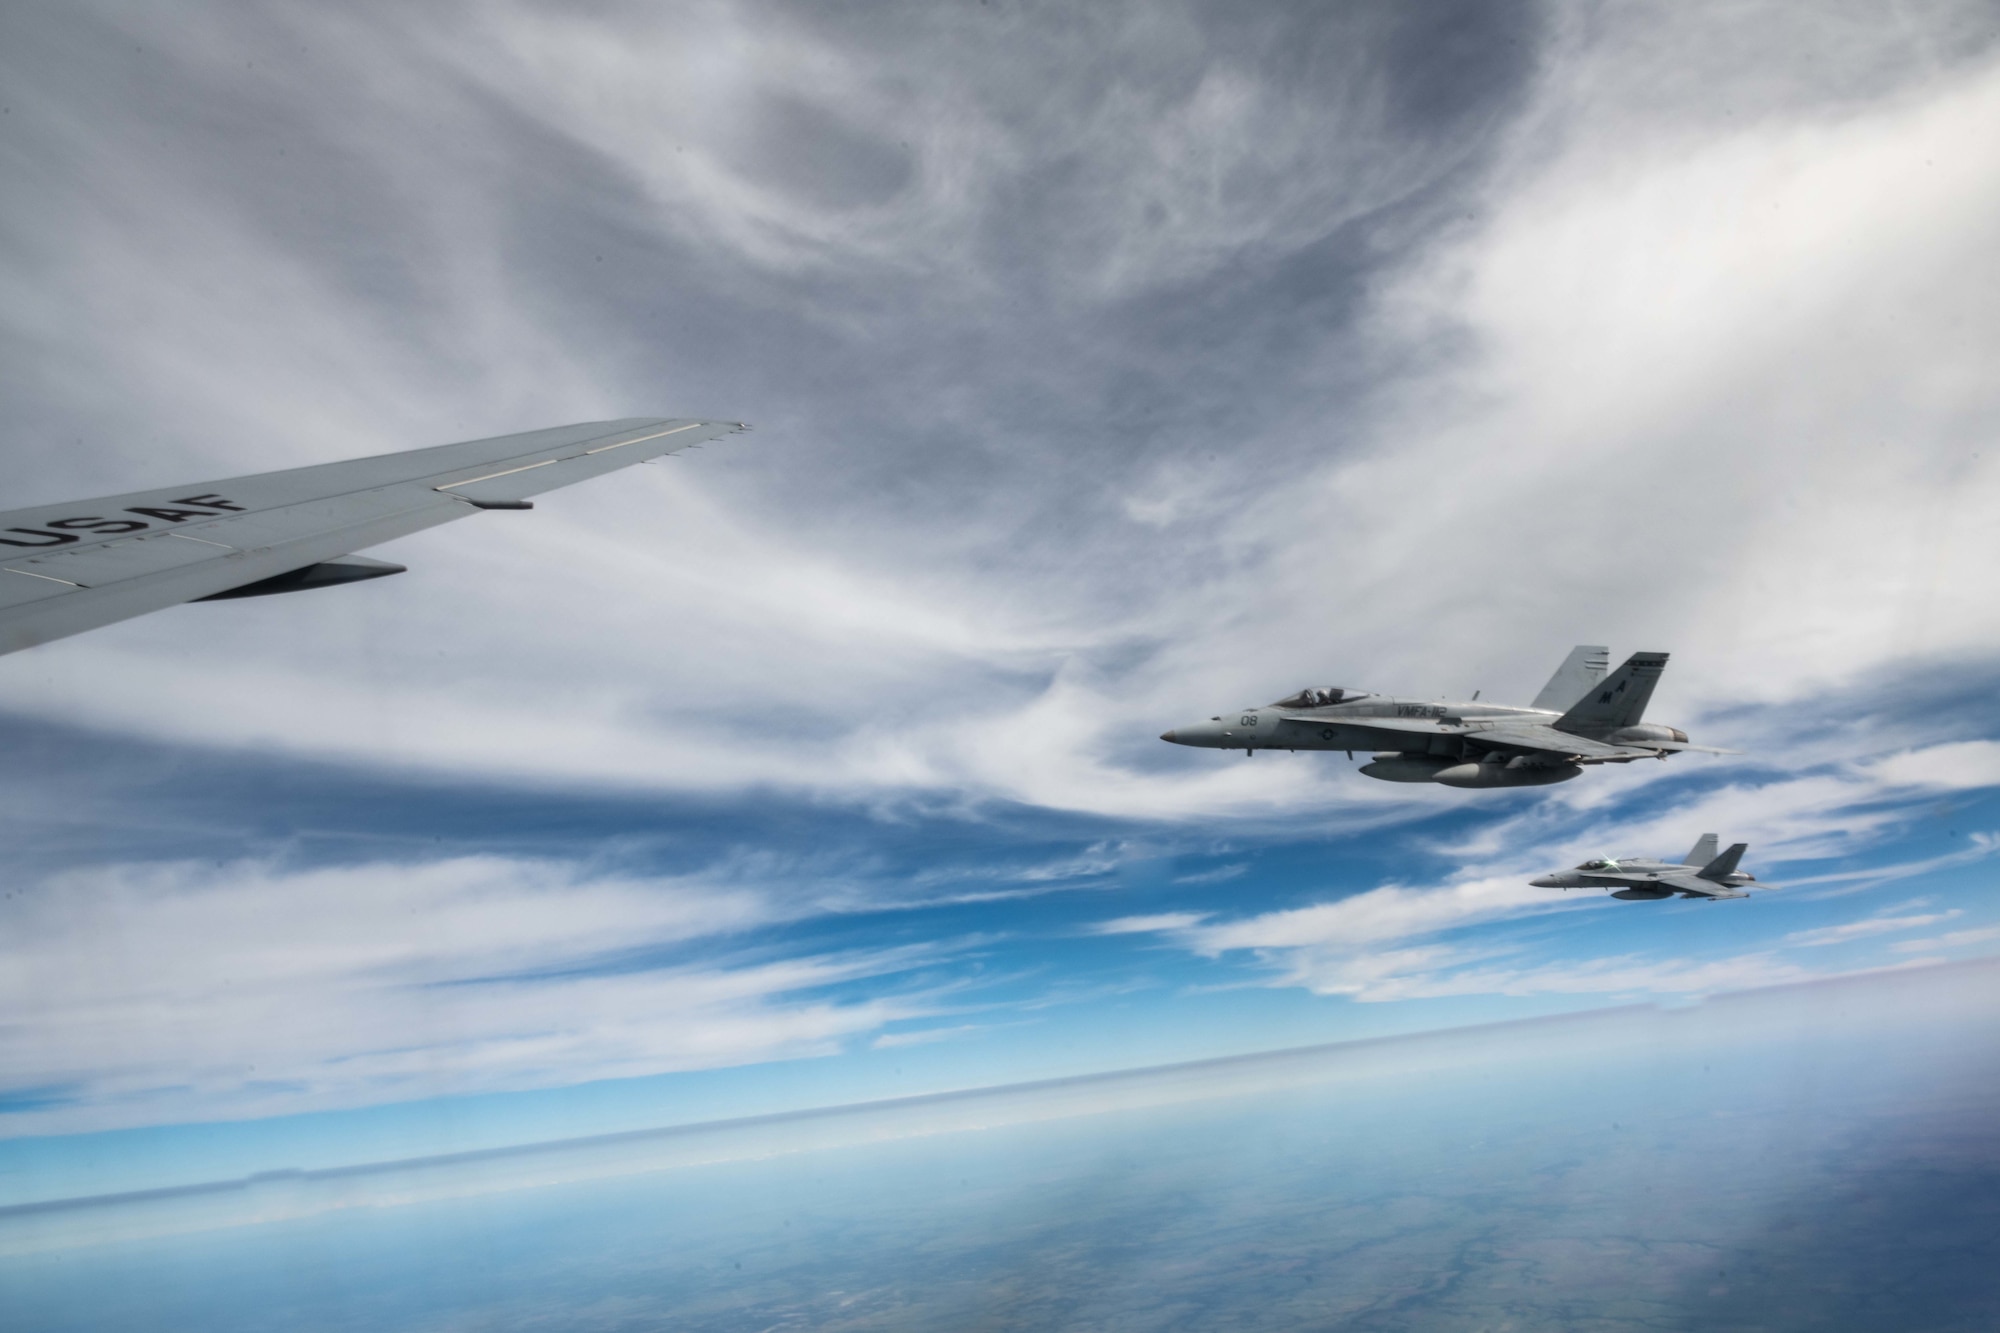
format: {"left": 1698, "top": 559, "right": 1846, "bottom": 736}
{"left": 1697, "top": 842, "right": 1749, "bottom": 881}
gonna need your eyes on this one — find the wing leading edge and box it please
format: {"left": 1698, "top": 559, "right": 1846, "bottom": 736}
{"left": 0, "top": 417, "right": 743, "bottom": 656}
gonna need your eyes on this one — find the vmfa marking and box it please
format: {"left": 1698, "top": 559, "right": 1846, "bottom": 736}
{"left": 0, "top": 495, "right": 244, "bottom": 546}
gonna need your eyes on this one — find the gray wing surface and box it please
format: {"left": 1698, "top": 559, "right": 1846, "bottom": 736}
{"left": 1278, "top": 715, "right": 1660, "bottom": 762}
{"left": 1583, "top": 867, "right": 1744, "bottom": 897}
{"left": 1453, "top": 723, "right": 1656, "bottom": 762}
{"left": 0, "top": 417, "right": 743, "bottom": 656}
{"left": 1654, "top": 873, "right": 1748, "bottom": 899}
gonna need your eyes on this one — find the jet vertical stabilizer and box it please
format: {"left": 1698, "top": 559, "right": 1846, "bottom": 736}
{"left": 1698, "top": 843, "right": 1748, "bottom": 882}
{"left": 1531, "top": 645, "right": 1611, "bottom": 713}
{"left": 1682, "top": 833, "right": 1719, "bottom": 867}
{"left": 1556, "top": 652, "right": 1669, "bottom": 737}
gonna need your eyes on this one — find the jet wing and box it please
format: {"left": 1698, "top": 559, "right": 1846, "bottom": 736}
{"left": 1277, "top": 715, "right": 1651, "bottom": 761}
{"left": 0, "top": 417, "right": 744, "bottom": 656}
{"left": 1582, "top": 869, "right": 1746, "bottom": 898}
{"left": 1454, "top": 723, "right": 1658, "bottom": 763}
{"left": 1654, "top": 874, "right": 1749, "bottom": 899}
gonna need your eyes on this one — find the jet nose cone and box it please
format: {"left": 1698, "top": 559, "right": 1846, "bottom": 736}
{"left": 1160, "top": 730, "right": 1179, "bottom": 744}
{"left": 1529, "top": 875, "right": 1561, "bottom": 888}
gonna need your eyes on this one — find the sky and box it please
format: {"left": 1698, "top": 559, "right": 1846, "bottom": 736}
{"left": 3, "top": 0, "right": 2000, "bottom": 1197}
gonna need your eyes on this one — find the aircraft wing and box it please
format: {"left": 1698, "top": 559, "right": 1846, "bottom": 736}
{"left": 1277, "top": 715, "right": 1655, "bottom": 762}
{"left": 1654, "top": 873, "right": 1750, "bottom": 899}
{"left": 1454, "top": 723, "right": 1657, "bottom": 763}
{"left": 1581, "top": 868, "right": 1747, "bottom": 898}
{"left": 0, "top": 417, "right": 744, "bottom": 657}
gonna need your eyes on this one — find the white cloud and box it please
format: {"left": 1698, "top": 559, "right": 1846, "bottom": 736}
{"left": 870, "top": 1023, "right": 997, "bottom": 1050}
{"left": 4, "top": 4, "right": 2000, "bottom": 830}
{"left": 1867, "top": 741, "right": 2000, "bottom": 791}
{"left": 1892, "top": 925, "right": 2000, "bottom": 954}
{"left": 1172, "top": 863, "right": 1249, "bottom": 886}
{"left": 1123, "top": 887, "right": 1822, "bottom": 999}
{"left": 0, "top": 856, "right": 940, "bottom": 1134}
{"left": 1245, "top": 49, "right": 2000, "bottom": 715}
{"left": 1183, "top": 882, "right": 1809, "bottom": 1002}
{"left": 1088, "top": 911, "right": 1211, "bottom": 936}
{"left": 1184, "top": 876, "right": 1552, "bottom": 954}
{"left": 1297, "top": 950, "right": 1816, "bottom": 1004}
{"left": 6, "top": 4, "right": 2000, "bottom": 1143}
{"left": 1783, "top": 910, "right": 1960, "bottom": 947}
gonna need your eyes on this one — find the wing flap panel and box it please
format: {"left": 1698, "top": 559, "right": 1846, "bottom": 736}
{"left": 0, "top": 570, "right": 76, "bottom": 610}
{"left": 7, "top": 531, "right": 232, "bottom": 588}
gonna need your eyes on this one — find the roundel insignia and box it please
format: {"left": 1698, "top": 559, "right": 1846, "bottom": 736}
{"left": 1321, "top": 728, "right": 1335, "bottom": 741}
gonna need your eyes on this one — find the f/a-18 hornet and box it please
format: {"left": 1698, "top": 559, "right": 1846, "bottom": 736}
{"left": 1530, "top": 834, "right": 1761, "bottom": 901}
{"left": 1159, "top": 646, "right": 1732, "bottom": 788}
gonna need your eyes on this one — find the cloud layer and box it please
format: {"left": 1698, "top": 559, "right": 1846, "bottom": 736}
{"left": 0, "top": 2, "right": 1993, "bottom": 825}
{"left": 0, "top": 855, "right": 942, "bottom": 1133}
{"left": 2, "top": 2, "right": 2000, "bottom": 1138}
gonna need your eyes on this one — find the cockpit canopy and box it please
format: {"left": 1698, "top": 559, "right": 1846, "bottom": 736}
{"left": 1579, "top": 858, "right": 1617, "bottom": 871}
{"left": 1270, "top": 687, "right": 1361, "bottom": 709}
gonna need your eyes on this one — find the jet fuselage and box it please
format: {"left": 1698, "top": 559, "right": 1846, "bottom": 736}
{"left": 1163, "top": 694, "right": 1547, "bottom": 753}
{"left": 1159, "top": 650, "right": 1709, "bottom": 789}
{"left": 1530, "top": 850, "right": 1757, "bottom": 900}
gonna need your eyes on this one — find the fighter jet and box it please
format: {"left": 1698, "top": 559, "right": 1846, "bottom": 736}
{"left": 1159, "top": 646, "right": 1732, "bottom": 788}
{"left": 0, "top": 417, "right": 744, "bottom": 657}
{"left": 1530, "top": 834, "right": 1760, "bottom": 900}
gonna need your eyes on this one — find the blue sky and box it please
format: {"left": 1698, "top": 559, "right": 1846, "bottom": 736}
{"left": 4, "top": 0, "right": 2000, "bottom": 1202}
